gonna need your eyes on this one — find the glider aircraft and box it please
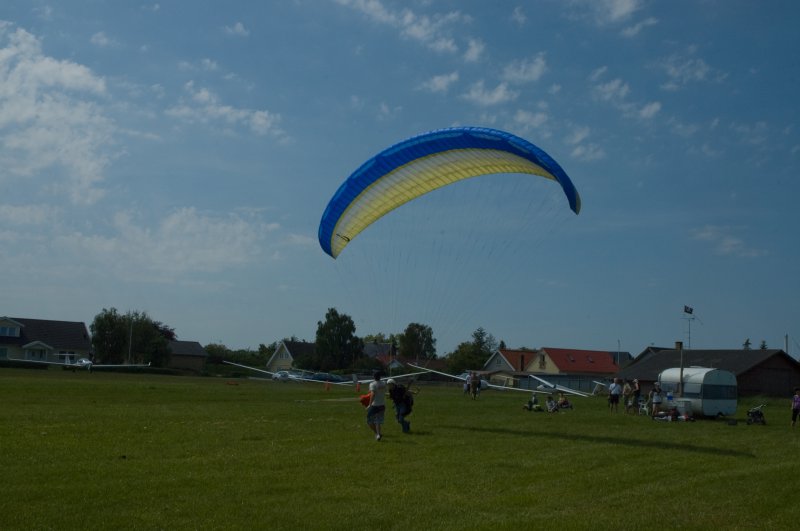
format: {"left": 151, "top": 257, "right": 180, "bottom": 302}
{"left": 408, "top": 363, "right": 539, "bottom": 394}
{"left": 318, "top": 126, "right": 580, "bottom": 259}
{"left": 13, "top": 357, "right": 150, "bottom": 372}
{"left": 223, "top": 361, "right": 428, "bottom": 386}
{"left": 528, "top": 374, "right": 591, "bottom": 397}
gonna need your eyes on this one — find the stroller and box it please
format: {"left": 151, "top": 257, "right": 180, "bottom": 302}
{"left": 746, "top": 404, "right": 766, "bottom": 425}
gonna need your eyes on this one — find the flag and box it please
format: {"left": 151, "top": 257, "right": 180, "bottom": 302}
{"left": 684, "top": 305, "right": 694, "bottom": 314}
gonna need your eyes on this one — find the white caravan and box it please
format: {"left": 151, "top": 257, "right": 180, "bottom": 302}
{"left": 658, "top": 367, "right": 738, "bottom": 417}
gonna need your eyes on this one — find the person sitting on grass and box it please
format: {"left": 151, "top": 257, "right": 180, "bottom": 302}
{"left": 523, "top": 393, "right": 542, "bottom": 412}
{"left": 546, "top": 395, "right": 559, "bottom": 413}
{"left": 557, "top": 392, "right": 573, "bottom": 410}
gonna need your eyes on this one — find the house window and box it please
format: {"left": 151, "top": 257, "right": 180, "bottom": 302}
{"left": 26, "top": 348, "right": 46, "bottom": 360}
{"left": 0, "top": 326, "right": 20, "bottom": 337}
{"left": 539, "top": 354, "right": 546, "bottom": 369}
{"left": 495, "top": 358, "right": 501, "bottom": 366}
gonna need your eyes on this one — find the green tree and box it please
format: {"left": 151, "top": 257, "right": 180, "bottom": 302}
{"left": 90, "top": 308, "right": 171, "bottom": 367}
{"left": 759, "top": 340, "right": 768, "bottom": 350}
{"left": 398, "top": 322, "right": 436, "bottom": 361}
{"left": 445, "top": 327, "right": 497, "bottom": 373}
{"left": 314, "top": 308, "right": 364, "bottom": 371}
{"left": 743, "top": 338, "right": 752, "bottom": 350}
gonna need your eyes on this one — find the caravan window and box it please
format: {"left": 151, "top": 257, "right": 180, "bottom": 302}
{"left": 702, "top": 384, "right": 737, "bottom": 400}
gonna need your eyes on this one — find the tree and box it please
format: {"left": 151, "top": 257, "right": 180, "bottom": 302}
{"left": 313, "top": 308, "right": 364, "bottom": 371}
{"left": 743, "top": 338, "right": 752, "bottom": 350}
{"left": 90, "top": 308, "right": 170, "bottom": 367}
{"left": 398, "top": 322, "right": 436, "bottom": 362}
{"left": 759, "top": 340, "right": 768, "bottom": 350}
{"left": 445, "top": 327, "right": 497, "bottom": 373}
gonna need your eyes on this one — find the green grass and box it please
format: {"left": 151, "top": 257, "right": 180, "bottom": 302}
{"left": 1, "top": 368, "right": 797, "bottom": 530}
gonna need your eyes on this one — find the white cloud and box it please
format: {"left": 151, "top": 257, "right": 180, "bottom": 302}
{"left": 503, "top": 53, "right": 547, "bottom": 83}
{"left": 419, "top": 71, "right": 459, "bottom": 93}
{"left": 593, "top": 78, "right": 629, "bottom": 102}
{"left": 90, "top": 31, "right": 115, "bottom": 47}
{"left": 462, "top": 80, "right": 518, "bottom": 106}
{"left": 335, "top": 0, "right": 469, "bottom": 53}
{"left": 224, "top": 22, "right": 250, "bottom": 37}
{"left": 513, "top": 109, "right": 548, "bottom": 131}
{"left": 464, "top": 38, "right": 484, "bottom": 62}
{"left": 621, "top": 16, "right": 657, "bottom": 37}
{"left": 61, "top": 208, "right": 278, "bottom": 278}
{"left": 566, "top": 125, "right": 591, "bottom": 146}
{"left": 511, "top": 6, "right": 527, "bottom": 26}
{"left": 691, "top": 225, "right": 764, "bottom": 258}
{"left": 166, "top": 81, "right": 284, "bottom": 138}
{"left": 565, "top": 125, "right": 604, "bottom": 161}
{"left": 638, "top": 101, "right": 661, "bottom": 119}
{"left": 589, "top": 66, "right": 608, "bottom": 82}
{"left": 569, "top": 0, "right": 642, "bottom": 25}
{"left": 0, "top": 25, "right": 112, "bottom": 205}
{"left": 658, "top": 48, "right": 725, "bottom": 91}
{"left": 0, "top": 203, "right": 56, "bottom": 225}
{"left": 571, "top": 143, "right": 605, "bottom": 161}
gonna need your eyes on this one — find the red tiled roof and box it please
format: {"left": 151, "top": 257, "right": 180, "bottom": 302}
{"left": 540, "top": 347, "right": 618, "bottom": 374}
{"left": 497, "top": 349, "right": 538, "bottom": 372}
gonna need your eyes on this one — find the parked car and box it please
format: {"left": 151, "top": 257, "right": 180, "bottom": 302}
{"left": 273, "top": 370, "right": 290, "bottom": 382}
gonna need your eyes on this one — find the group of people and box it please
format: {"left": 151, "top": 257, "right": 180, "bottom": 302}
{"left": 363, "top": 371, "right": 415, "bottom": 442}
{"left": 364, "top": 374, "right": 800, "bottom": 439}
{"left": 607, "top": 377, "right": 643, "bottom": 414}
{"left": 523, "top": 391, "right": 572, "bottom": 413}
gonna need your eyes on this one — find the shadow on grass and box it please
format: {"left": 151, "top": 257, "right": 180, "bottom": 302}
{"left": 441, "top": 425, "right": 755, "bottom": 458}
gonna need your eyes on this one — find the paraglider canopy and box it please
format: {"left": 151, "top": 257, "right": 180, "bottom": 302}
{"left": 318, "top": 126, "right": 580, "bottom": 258}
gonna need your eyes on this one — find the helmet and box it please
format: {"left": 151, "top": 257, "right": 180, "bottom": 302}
{"left": 386, "top": 378, "right": 396, "bottom": 385}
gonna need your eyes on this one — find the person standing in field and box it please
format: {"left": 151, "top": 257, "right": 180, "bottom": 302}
{"left": 649, "top": 382, "right": 663, "bottom": 417}
{"left": 792, "top": 387, "right": 800, "bottom": 427}
{"left": 608, "top": 377, "right": 622, "bottom": 413}
{"left": 387, "top": 378, "right": 414, "bottom": 433}
{"left": 622, "top": 380, "right": 633, "bottom": 414}
{"left": 469, "top": 371, "right": 481, "bottom": 400}
{"left": 367, "top": 371, "right": 387, "bottom": 441}
{"left": 632, "top": 379, "right": 641, "bottom": 409}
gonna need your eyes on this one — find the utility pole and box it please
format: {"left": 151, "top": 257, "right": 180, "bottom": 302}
{"left": 676, "top": 340, "right": 684, "bottom": 398}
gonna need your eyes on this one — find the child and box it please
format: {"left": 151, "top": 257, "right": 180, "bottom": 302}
{"left": 792, "top": 387, "right": 800, "bottom": 428}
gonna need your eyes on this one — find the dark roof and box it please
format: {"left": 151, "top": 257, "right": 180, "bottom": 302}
{"left": 364, "top": 342, "right": 393, "bottom": 358}
{"left": 283, "top": 340, "right": 316, "bottom": 358}
{"left": 169, "top": 340, "right": 208, "bottom": 358}
{"left": 618, "top": 349, "right": 797, "bottom": 381}
{"left": 1, "top": 317, "right": 91, "bottom": 350}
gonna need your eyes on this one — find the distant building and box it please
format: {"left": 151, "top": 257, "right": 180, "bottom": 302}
{"left": 168, "top": 340, "right": 208, "bottom": 373}
{"left": 618, "top": 348, "right": 800, "bottom": 396}
{"left": 0, "top": 316, "right": 91, "bottom": 363}
{"left": 482, "top": 347, "right": 626, "bottom": 393}
{"left": 266, "top": 340, "right": 315, "bottom": 372}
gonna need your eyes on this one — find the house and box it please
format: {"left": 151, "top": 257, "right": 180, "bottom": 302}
{"left": 168, "top": 340, "right": 208, "bottom": 373}
{"left": 617, "top": 348, "right": 800, "bottom": 397}
{"left": 0, "top": 316, "right": 92, "bottom": 363}
{"left": 533, "top": 347, "right": 622, "bottom": 376}
{"left": 266, "top": 340, "right": 315, "bottom": 372}
{"left": 482, "top": 347, "right": 624, "bottom": 393}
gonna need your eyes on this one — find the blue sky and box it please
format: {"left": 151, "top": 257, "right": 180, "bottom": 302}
{"left": 2, "top": 1, "right": 799, "bottom": 358}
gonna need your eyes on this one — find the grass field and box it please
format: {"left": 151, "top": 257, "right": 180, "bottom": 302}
{"left": 1, "top": 368, "right": 797, "bottom": 530}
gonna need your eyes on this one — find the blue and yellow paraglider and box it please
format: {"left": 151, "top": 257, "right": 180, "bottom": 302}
{"left": 318, "top": 126, "right": 580, "bottom": 258}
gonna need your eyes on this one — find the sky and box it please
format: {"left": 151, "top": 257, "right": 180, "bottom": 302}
{"left": 2, "top": 0, "right": 799, "bottom": 359}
